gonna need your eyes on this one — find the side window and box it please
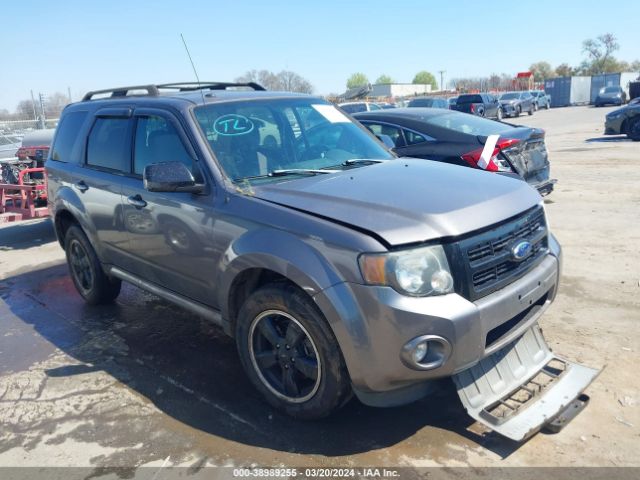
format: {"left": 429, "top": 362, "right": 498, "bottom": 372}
{"left": 50, "top": 111, "right": 88, "bottom": 162}
{"left": 363, "top": 122, "right": 404, "bottom": 148}
{"left": 134, "top": 116, "right": 194, "bottom": 176}
{"left": 86, "top": 117, "right": 132, "bottom": 172}
{"left": 369, "top": 103, "right": 381, "bottom": 111}
{"left": 403, "top": 129, "right": 428, "bottom": 146}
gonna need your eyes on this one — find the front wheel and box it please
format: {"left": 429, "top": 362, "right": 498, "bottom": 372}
{"left": 64, "top": 225, "right": 121, "bottom": 305}
{"left": 545, "top": 101, "right": 550, "bottom": 110}
{"left": 628, "top": 118, "right": 640, "bottom": 141}
{"left": 235, "top": 284, "right": 352, "bottom": 419}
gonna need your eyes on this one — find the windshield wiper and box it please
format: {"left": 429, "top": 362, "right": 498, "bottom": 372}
{"left": 269, "top": 169, "right": 340, "bottom": 177}
{"left": 343, "top": 158, "right": 387, "bottom": 166}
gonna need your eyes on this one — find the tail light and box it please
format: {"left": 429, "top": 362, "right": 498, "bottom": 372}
{"left": 461, "top": 138, "right": 520, "bottom": 172}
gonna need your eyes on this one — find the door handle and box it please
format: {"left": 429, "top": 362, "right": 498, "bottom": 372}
{"left": 74, "top": 181, "right": 89, "bottom": 192}
{"left": 127, "top": 194, "right": 147, "bottom": 208}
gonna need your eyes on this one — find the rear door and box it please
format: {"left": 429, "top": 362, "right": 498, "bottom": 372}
{"left": 75, "top": 109, "right": 133, "bottom": 266}
{"left": 119, "top": 108, "right": 219, "bottom": 305}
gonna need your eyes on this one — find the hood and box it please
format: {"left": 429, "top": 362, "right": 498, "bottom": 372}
{"left": 500, "top": 99, "right": 518, "bottom": 105}
{"left": 251, "top": 159, "right": 541, "bottom": 247}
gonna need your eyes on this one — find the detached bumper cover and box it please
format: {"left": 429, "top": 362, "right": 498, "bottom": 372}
{"left": 454, "top": 324, "right": 601, "bottom": 441}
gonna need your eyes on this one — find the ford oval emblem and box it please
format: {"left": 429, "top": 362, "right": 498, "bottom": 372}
{"left": 511, "top": 240, "right": 532, "bottom": 261}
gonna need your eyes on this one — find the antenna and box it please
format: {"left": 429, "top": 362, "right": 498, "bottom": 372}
{"left": 180, "top": 33, "right": 206, "bottom": 104}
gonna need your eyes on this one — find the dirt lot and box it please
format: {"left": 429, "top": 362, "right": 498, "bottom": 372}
{"left": 0, "top": 105, "right": 638, "bottom": 474}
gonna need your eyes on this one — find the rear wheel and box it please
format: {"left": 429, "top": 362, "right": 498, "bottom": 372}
{"left": 235, "top": 284, "right": 351, "bottom": 419}
{"left": 516, "top": 106, "right": 521, "bottom": 117}
{"left": 545, "top": 101, "right": 550, "bottom": 110}
{"left": 628, "top": 118, "right": 640, "bottom": 141}
{"left": 64, "top": 225, "right": 121, "bottom": 305}
{"left": 534, "top": 101, "right": 539, "bottom": 111}
{"left": 528, "top": 104, "right": 534, "bottom": 115}
{"left": 496, "top": 108, "right": 503, "bottom": 121}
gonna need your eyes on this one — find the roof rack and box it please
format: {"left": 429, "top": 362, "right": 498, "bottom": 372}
{"left": 157, "top": 82, "right": 266, "bottom": 92}
{"left": 81, "top": 81, "right": 265, "bottom": 101}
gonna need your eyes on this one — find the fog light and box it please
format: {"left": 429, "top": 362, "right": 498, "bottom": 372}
{"left": 401, "top": 335, "right": 452, "bottom": 370}
{"left": 412, "top": 341, "right": 428, "bottom": 363}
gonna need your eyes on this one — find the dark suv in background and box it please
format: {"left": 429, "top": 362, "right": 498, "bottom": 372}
{"left": 45, "top": 82, "right": 598, "bottom": 441}
{"left": 451, "top": 93, "right": 503, "bottom": 120}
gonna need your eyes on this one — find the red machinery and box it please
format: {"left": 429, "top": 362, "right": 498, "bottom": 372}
{"left": 0, "top": 167, "right": 48, "bottom": 223}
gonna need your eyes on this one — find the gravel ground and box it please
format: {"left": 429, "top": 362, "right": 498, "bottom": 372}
{"left": 0, "top": 105, "right": 638, "bottom": 475}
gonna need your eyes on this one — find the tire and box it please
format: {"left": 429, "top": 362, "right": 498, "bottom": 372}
{"left": 64, "top": 225, "right": 121, "bottom": 305}
{"left": 235, "top": 283, "right": 351, "bottom": 419}
{"left": 628, "top": 118, "right": 640, "bottom": 141}
{"left": 528, "top": 104, "right": 534, "bottom": 115}
{"left": 516, "top": 106, "right": 521, "bottom": 117}
{"left": 496, "top": 108, "right": 503, "bottom": 121}
{"left": 545, "top": 101, "right": 550, "bottom": 110}
{"left": 534, "top": 102, "right": 539, "bottom": 111}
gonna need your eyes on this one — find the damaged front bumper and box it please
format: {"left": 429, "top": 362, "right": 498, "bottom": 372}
{"left": 454, "top": 323, "right": 601, "bottom": 441}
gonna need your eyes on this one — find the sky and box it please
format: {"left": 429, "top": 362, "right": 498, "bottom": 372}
{"left": 2, "top": 0, "right": 639, "bottom": 111}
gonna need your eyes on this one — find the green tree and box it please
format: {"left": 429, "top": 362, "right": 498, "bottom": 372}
{"left": 346, "top": 73, "right": 369, "bottom": 89}
{"left": 412, "top": 71, "right": 438, "bottom": 90}
{"left": 529, "top": 61, "right": 554, "bottom": 82}
{"left": 375, "top": 74, "right": 394, "bottom": 84}
{"left": 554, "top": 63, "right": 574, "bottom": 77}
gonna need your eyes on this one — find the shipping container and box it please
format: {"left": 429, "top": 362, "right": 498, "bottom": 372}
{"left": 544, "top": 77, "right": 571, "bottom": 107}
{"left": 570, "top": 76, "right": 591, "bottom": 104}
{"left": 630, "top": 82, "right": 640, "bottom": 101}
{"left": 620, "top": 72, "right": 640, "bottom": 100}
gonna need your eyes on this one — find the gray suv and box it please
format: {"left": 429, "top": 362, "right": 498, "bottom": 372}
{"left": 46, "top": 82, "right": 598, "bottom": 441}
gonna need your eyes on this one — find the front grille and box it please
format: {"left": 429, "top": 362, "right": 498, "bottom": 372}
{"left": 451, "top": 206, "right": 548, "bottom": 301}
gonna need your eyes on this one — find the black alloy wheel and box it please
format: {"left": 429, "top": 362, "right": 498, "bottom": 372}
{"left": 249, "top": 309, "right": 321, "bottom": 403}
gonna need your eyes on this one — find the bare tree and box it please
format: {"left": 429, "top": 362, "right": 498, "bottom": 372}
{"left": 582, "top": 33, "right": 620, "bottom": 74}
{"left": 236, "top": 69, "right": 313, "bottom": 93}
{"left": 275, "top": 70, "right": 313, "bottom": 93}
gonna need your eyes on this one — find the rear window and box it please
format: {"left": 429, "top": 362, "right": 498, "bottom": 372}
{"left": 456, "top": 95, "right": 482, "bottom": 104}
{"left": 50, "top": 112, "right": 88, "bottom": 162}
{"left": 424, "top": 112, "right": 513, "bottom": 136}
{"left": 408, "top": 98, "right": 435, "bottom": 107}
{"left": 340, "top": 103, "right": 366, "bottom": 114}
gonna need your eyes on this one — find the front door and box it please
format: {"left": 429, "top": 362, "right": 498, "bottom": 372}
{"left": 119, "top": 110, "right": 219, "bottom": 306}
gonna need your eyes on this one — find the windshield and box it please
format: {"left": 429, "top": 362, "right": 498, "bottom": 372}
{"left": 500, "top": 92, "right": 520, "bottom": 100}
{"left": 604, "top": 86, "right": 620, "bottom": 93}
{"left": 424, "top": 112, "right": 514, "bottom": 136}
{"left": 194, "top": 99, "right": 393, "bottom": 183}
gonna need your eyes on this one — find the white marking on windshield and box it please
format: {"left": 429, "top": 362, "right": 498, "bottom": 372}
{"left": 312, "top": 104, "right": 350, "bottom": 123}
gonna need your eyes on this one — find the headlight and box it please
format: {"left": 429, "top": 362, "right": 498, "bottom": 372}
{"left": 359, "top": 245, "right": 454, "bottom": 296}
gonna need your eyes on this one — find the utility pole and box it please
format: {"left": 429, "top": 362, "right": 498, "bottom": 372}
{"left": 438, "top": 70, "right": 446, "bottom": 92}
{"left": 38, "top": 93, "right": 46, "bottom": 129}
{"left": 29, "top": 90, "right": 38, "bottom": 121}
{"left": 68, "top": 86, "right": 72, "bottom": 103}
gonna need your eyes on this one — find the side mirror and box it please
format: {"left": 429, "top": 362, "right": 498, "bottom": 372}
{"left": 143, "top": 161, "right": 203, "bottom": 193}
{"left": 376, "top": 134, "right": 396, "bottom": 149}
